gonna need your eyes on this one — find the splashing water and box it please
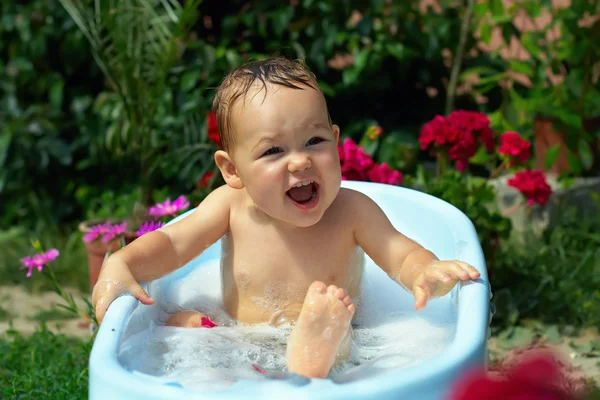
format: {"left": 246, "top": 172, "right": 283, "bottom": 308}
{"left": 119, "top": 258, "right": 458, "bottom": 392}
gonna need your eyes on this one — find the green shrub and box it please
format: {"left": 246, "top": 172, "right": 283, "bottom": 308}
{"left": 491, "top": 207, "right": 600, "bottom": 330}
{"left": 0, "top": 327, "right": 90, "bottom": 399}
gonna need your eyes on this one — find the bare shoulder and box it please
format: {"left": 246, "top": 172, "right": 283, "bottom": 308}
{"left": 328, "top": 187, "right": 380, "bottom": 225}
{"left": 334, "top": 187, "right": 378, "bottom": 210}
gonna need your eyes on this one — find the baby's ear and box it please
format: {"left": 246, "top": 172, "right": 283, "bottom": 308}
{"left": 332, "top": 124, "right": 340, "bottom": 144}
{"left": 215, "top": 150, "right": 244, "bottom": 189}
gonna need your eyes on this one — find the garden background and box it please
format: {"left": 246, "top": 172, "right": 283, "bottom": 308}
{"left": 1, "top": 0, "right": 599, "bottom": 398}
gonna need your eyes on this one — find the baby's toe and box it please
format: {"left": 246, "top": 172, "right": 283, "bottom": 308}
{"left": 342, "top": 295, "right": 353, "bottom": 308}
{"left": 309, "top": 281, "right": 327, "bottom": 294}
{"left": 334, "top": 287, "right": 347, "bottom": 300}
{"left": 327, "top": 285, "right": 339, "bottom": 296}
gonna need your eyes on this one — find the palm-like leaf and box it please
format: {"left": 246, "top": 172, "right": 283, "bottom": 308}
{"left": 59, "top": 0, "right": 202, "bottom": 193}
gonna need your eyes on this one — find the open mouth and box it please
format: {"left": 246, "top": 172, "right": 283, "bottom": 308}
{"left": 286, "top": 181, "right": 319, "bottom": 208}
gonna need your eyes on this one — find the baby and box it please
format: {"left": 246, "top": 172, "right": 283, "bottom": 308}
{"left": 93, "top": 56, "right": 480, "bottom": 379}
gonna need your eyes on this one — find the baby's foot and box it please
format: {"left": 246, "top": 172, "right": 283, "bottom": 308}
{"left": 165, "top": 310, "right": 217, "bottom": 328}
{"left": 286, "top": 281, "right": 355, "bottom": 378}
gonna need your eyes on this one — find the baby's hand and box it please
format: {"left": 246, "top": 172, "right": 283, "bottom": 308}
{"left": 92, "top": 260, "right": 154, "bottom": 325}
{"left": 412, "top": 260, "right": 480, "bottom": 311}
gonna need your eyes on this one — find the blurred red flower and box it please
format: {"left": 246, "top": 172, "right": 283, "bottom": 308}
{"left": 207, "top": 112, "right": 221, "bottom": 148}
{"left": 499, "top": 131, "right": 531, "bottom": 166}
{"left": 449, "top": 349, "right": 587, "bottom": 400}
{"left": 507, "top": 170, "right": 552, "bottom": 205}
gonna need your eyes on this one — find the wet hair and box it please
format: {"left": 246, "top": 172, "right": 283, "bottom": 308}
{"left": 211, "top": 55, "right": 328, "bottom": 152}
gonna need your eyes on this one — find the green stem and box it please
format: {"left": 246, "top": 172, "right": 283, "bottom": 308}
{"left": 437, "top": 150, "right": 448, "bottom": 178}
{"left": 445, "top": 0, "right": 476, "bottom": 115}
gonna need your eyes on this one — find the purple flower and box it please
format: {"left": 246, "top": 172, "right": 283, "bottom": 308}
{"left": 102, "top": 221, "right": 128, "bottom": 243}
{"left": 83, "top": 222, "right": 112, "bottom": 243}
{"left": 136, "top": 220, "right": 165, "bottom": 237}
{"left": 20, "top": 249, "right": 60, "bottom": 278}
{"left": 148, "top": 195, "right": 190, "bottom": 217}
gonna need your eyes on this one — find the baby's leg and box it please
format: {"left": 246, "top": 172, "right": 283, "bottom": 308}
{"left": 165, "top": 310, "right": 217, "bottom": 328}
{"left": 286, "top": 281, "right": 355, "bottom": 379}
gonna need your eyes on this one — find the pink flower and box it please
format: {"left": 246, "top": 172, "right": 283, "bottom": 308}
{"left": 148, "top": 195, "right": 190, "bottom": 217}
{"left": 83, "top": 221, "right": 112, "bottom": 243}
{"left": 368, "top": 162, "right": 403, "bottom": 185}
{"left": 498, "top": 131, "right": 531, "bottom": 166}
{"left": 507, "top": 170, "right": 553, "bottom": 205}
{"left": 338, "top": 138, "right": 374, "bottom": 180}
{"left": 102, "top": 222, "right": 128, "bottom": 243}
{"left": 20, "top": 249, "right": 59, "bottom": 278}
{"left": 136, "top": 220, "right": 165, "bottom": 237}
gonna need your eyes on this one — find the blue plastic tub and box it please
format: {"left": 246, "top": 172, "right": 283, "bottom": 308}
{"left": 89, "top": 181, "right": 490, "bottom": 400}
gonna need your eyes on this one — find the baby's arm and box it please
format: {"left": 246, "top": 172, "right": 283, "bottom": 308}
{"left": 93, "top": 185, "right": 232, "bottom": 324}
{"left": 348, "top": 190, "right": 480, "bottom": 310}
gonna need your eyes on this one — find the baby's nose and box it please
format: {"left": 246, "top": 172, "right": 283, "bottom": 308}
{"left": 288, "top": 153, "right": 312, "bottom": 172}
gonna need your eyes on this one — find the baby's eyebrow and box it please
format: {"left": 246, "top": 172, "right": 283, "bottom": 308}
{"left": 252, "top": 132, "right": 284, "bottom": 151}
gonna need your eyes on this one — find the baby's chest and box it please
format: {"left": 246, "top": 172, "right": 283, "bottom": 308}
{"left": 223, "top": 225, "right": 361, "bottom": 285}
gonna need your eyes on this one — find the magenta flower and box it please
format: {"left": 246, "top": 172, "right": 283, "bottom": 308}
{"left": 20, "top": 249, "right": 59, "bottom": 278}
{"left": 368, "top": 162, "right": 403, "bottom": 185}
{"left": 136, "top": 220, "right": 165, "bottom": 237}
{"left": 102, "top": 221, "right": 128, "bottom": 243}
{"left": 148, "top": 195, "right": 190, "bottom": 217}
{"left": 338, "top": 138, "right": 374, "bottom": 181}
{"left": 83, "top": 221, "right": 112, "bottom": 243}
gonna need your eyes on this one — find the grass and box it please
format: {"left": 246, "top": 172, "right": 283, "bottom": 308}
{"left": 0, "top": 327, "right": 90, "bottom": 399}
{"left": 30, "top": 308, "right": 78, "bottom": 323}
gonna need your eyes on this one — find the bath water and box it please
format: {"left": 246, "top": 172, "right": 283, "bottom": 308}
{"left": 118, "top": 259, "right": 457, "bottom": 392}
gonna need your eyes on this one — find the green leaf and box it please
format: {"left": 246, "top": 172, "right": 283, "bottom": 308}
{"left": 180, "top": 70, "right": 200, "bottom": 92}
{"left": 544, "top": 144, "right": 561, "bottom": 170}
{"left": 509, "top": 61, "right": 533, "bottom": 77}
{"left": 386, "top": 43, "right": 405, "bottom": 60}
{"left": 490, "top": 0, "right": 505, "bottom": 18}
{"left": 470, "top": 146, "right": 492, "bottom": 165}
{"left": 473, "top": 2, "right": 489, "bottom": 18}
{"left": 578, "top": 139, "right": 593, "bottom": 170}
{"left": 521, "top": 33, "right": 542, "bottom": 58}
{"left": 50, "top": 81, "right": 64, "bottom": 109}
{"left": 566, "top": 149, "right": 583, "bottom": 174}
{"left": 480, "top": 22, "right": 492, "bottom": 45}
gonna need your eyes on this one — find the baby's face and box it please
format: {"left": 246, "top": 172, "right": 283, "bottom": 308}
{"left": 230, "top": 83, "right": 342, "bottom": 227}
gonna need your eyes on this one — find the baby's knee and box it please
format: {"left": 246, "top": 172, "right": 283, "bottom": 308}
{"left": 166, "top": 310, "right": 216, "bottom": 328}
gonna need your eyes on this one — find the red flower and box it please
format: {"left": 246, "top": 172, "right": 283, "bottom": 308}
{"left": 200, "top": 170, "right": 214, "bottom": 188}
{"left": 368, "top": 162, "right": 403, "bottom": 185}
{"left": 419, "top": 115, "right": 447, "bottom": 150}
{"left": 507, "top": 170, "right": 552, "bottom": 205}
{"left": 449, "top": 350, "right": 584, "bottom": 400}
{"left": 207, "top": 112, "right": 221, "bottom": 148}
{"left": 498, "top": 131, "right": 531, "bottom": 166}
{"left": 420, "top": 111, "right": 496, "bottom": 171}
{"left": 338, "top": 138, "right": 374, "bottom": 181}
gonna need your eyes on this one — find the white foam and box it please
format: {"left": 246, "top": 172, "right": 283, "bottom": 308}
{"left": 119, "top": 259, "right": 457, "bottom": 391}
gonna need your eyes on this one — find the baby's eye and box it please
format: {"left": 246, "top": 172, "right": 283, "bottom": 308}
{"left": 307, "top": 137, "right": 324, "bottom": 146}
{"left": 262, "top": 147, "right": 283, "bottom": 156}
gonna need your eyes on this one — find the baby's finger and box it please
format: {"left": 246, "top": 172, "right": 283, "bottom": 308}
{"left": 456, "top": 261, "right": 480, "bottom": 279}
{"left": 413, "top": 285, "right": 428, "bottom": 311}
{"left": 425, "top": 268, "right": 452, "bottom": 284}
{"left": 131, "top": 283, "right": 155, "bottom": 305}
{"left": 439, "top": 262, "right": 469, "bottom": 280}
